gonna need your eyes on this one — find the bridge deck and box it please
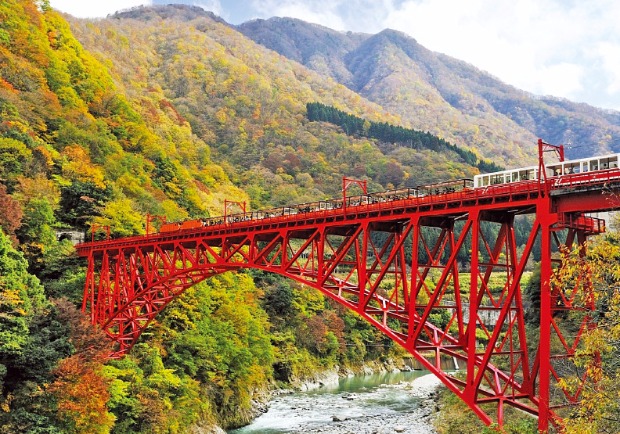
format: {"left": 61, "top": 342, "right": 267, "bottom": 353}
{"left": 77, "top": 170, "right": 620, "bottom": 257}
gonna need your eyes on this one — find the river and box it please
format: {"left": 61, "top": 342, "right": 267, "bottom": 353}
{"left": 229, "top": 371, "right": 440, "bottom": 434}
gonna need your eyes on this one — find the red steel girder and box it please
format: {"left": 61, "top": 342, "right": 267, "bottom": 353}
{"left": 78, "top": 180, "right": 613, "bottom": 431}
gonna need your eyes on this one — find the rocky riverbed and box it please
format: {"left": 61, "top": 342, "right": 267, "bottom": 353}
{"left": 230, "top": 373, "right": 442, "bottom": 434}
{"left": 304, "top": 374, "right": 441, "bottom": 434}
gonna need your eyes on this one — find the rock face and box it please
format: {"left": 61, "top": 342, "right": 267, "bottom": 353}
{"left": 188, "top": 424, "right": 227, "bottom": 434}
{"left": 294, "top": 368, "right": 341, "bottom": 391}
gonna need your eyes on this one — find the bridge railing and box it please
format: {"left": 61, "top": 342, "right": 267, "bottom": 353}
{"left": 80, "top": 170, "right": 620, "bottom": 253}
{"left": 552, "top": 167, "right": 620, "bottom": 189}
{"left": 77, "top": 178, "right": 552, "bottom": 255}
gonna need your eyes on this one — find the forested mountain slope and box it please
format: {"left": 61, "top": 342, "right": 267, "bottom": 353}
{"left": 68, "top": 4, "right": 485, "bottom": 209}
{"left": 239, "top": 17, "right": 620, "bottom": 160}
{"left": 2, "top": 2, "right": 620, "bottom": 433}
{"left": 0, "top": 1, "right": 268, "bottom": 432}
{"left": 0, "top": 2, "right": 486, "bottom": 432}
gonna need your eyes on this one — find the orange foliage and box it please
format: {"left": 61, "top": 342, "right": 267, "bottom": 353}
{"left": 0, "top": 77, "right": 17, "bottom": 93}
{"left": 0, "top": 183, "right": 22, "bottom": 239}
{"left": 49, "top": 355, "right": 115, "bottom": 434}
{"left": 48, "top": 299, "right": 115, "bottom": 433}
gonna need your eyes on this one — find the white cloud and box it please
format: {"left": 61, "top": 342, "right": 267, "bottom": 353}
{"left": 536, "top": 63, "right": 584, "bottom": 97}
{"left": 49, "top": 0, "right": 152, "bottom": 18}
{"left": 595, "top": 42, "right": 620, "bottom": 94}
{"left": 249, "top": 0, "right": 346, "bottom": 30}
{"left": 377, "top": 0, "right": 620, "bottom": 109}
{"left": 247, "top": 0, "right": 398, "bottom": 32}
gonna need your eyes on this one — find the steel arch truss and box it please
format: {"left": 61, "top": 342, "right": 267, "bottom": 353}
{"left": 82, "top": 198, "right": 598, "bottom": 430}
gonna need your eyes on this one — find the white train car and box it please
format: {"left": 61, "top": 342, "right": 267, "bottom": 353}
{"left": 544, "top": 154, "right": 619, "bottom": 177}
{"left": 473, "top": 154, "right": 620, "bottom": 188}
{"left": 473, "top": 166, "right": 539, "bottom": 188}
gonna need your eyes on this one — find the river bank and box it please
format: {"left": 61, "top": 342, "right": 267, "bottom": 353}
{"left": 228, "top": 371, "right": 443, "bottom": 434}
{"left": 305, "top": 374, "right": 442, "bottom": 434}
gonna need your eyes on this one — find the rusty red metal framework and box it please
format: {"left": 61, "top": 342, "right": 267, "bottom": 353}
{"left": 76, "top": 141, "right": 620, "bottom": 432}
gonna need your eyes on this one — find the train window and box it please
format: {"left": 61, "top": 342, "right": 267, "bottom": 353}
{"left": 591, "top": 161, "right": 599, "bottom": 170}
{"left": 582, "top": 162, "right": 589, "bottom": 172}
{"left": 611, "top": 158, "right": 618, "bottom": 168}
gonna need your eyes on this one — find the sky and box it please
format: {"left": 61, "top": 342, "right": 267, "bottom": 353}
{"left": 48, "top": 0, "right": 620, "bottom": 112}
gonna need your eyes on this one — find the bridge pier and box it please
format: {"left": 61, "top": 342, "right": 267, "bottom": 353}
{"left": 538, "top": 210, "right": 555, "bottom": 432}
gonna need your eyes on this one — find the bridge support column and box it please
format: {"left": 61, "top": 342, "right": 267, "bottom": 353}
{"left": 465, "top": 209, "right": 480, "bottom": 404}
{"left": 538, "top": 212, "right": 553, "bottom": 432}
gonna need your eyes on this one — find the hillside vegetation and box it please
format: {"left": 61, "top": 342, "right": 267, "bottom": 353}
{"left": 68, "top": 5, "right": 486, "bottom": 208}
{"left": 0, "top": 2, "right": 465, "bottom": 432}
{"left": 306, "top": 102, "right": 503, "bottom": 173}
{"left": 2, "top": 2, "right": 619, "bottom": 433}
{"left": 239, "top": 17, "right": 620, "bottom": 161}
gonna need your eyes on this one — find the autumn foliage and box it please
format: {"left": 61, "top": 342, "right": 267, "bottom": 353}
{"left": 2, "top": 1, "right": 620, "bottom": 433}
{"left": 44, "top": 300, "right": 113, "bottom": 433}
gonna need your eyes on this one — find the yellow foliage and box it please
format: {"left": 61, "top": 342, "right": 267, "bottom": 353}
{"left": 93, "top": 197, "right": 144, "bottom": 237}
{"left": 60, "top": 145, "right": 106, "bottom": 188}
{"left": 14, "top": 175, "right": 60, "bottom": 207}
{"left": 160, "top": 199, "right": 189, "bottom": 222}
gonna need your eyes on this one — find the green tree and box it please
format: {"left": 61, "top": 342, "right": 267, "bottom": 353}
{"left": 0, "top": 137, "right": 31, "bottom": 188}
{"left": 159, "top": 273, "right": 274, "bottom": 428}
{"left": 58, "top": 181, "right": 111, "bottom": 227}
{"left": 94, "top": 197, "right": 144, "bottom": 237}
{"left": 0, "top": 229, "right": 72, "bottom": 433}
{"left": 560, "top": 226, "right": 620, "bottom": 434}
{"left": 0, "top": 228, "right": 45, "bottom": 359}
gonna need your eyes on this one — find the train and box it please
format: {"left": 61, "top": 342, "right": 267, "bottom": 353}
{"left": 159, "top": 152, "right": 620, "bottom": 233}
{"left": 473, "top": 153, "right": 620, "bottom": 188}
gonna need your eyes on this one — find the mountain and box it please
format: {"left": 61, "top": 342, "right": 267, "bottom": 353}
{"left": 2, "top": 3, "right": 618, "bottom": 432}
{"left": 66, "top": 4, "right": 488, "bottom": 210}
{"left": 238, "top": 17, "right": 620, "bottom": 160}
{"left": 0, "top": 3, "right": 413, "bottom": 431}
{"left": 235, "top": 16, "right": 367, "bottom": 88}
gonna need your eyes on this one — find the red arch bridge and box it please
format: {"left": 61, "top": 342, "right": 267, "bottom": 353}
{"left": 76, "top": 143, "right": 620, "bottom": 432}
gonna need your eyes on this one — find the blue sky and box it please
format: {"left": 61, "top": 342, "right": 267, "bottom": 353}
{"left": 49, "top": 0, "right": 620, "bottom": 112}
